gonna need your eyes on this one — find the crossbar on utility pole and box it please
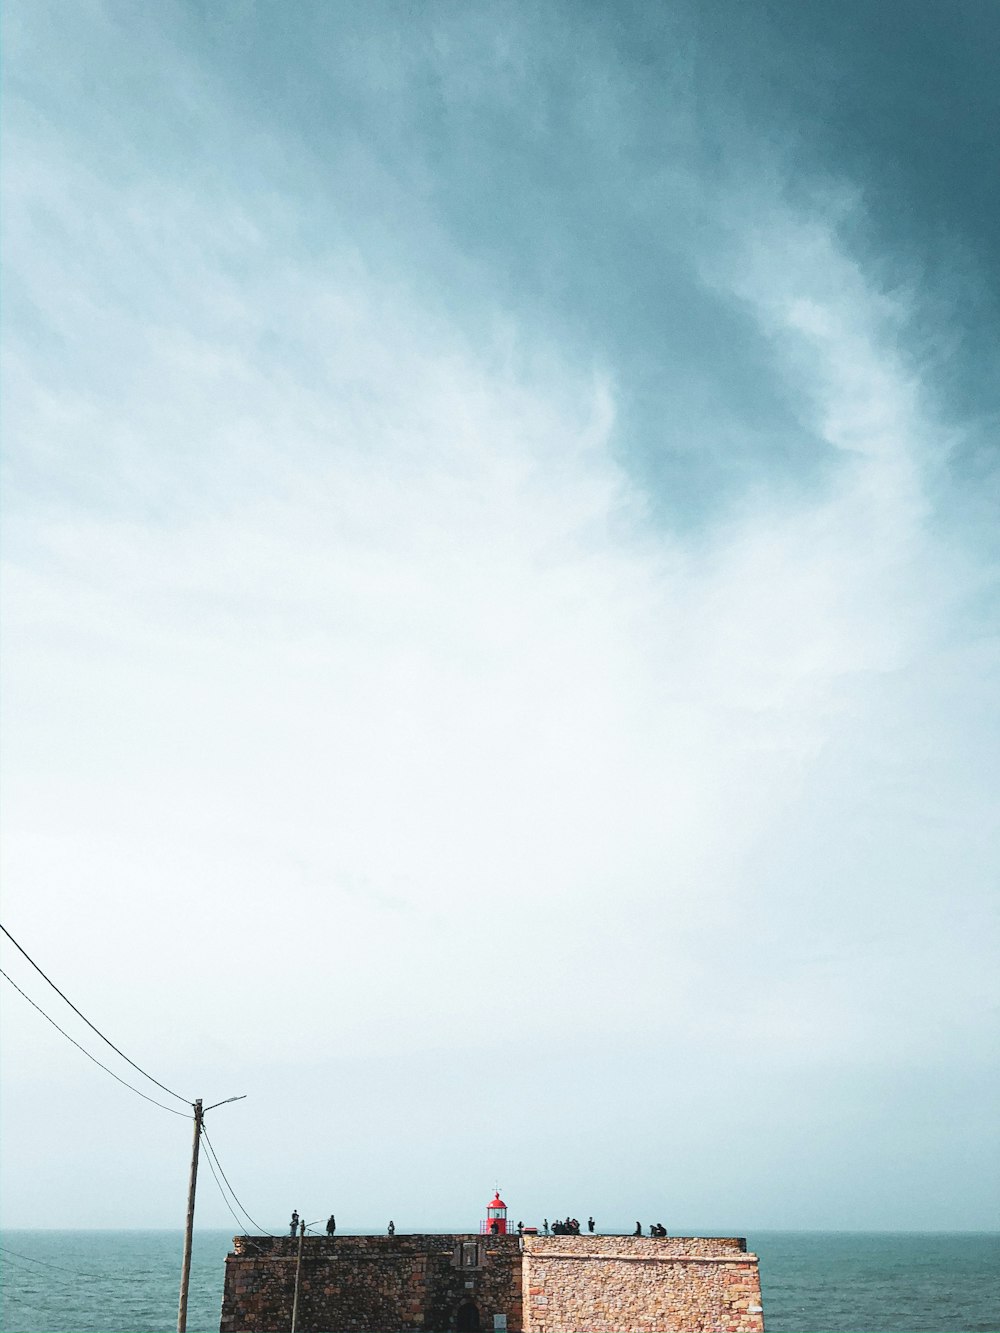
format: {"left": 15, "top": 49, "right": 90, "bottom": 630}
{"left": 177, "top": 1098, "right": 203, "bottom": 1333}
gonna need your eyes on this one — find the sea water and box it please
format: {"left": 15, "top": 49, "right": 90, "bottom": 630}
{"left": 1, "top": 1230, "right": 997, "bottom": 1333}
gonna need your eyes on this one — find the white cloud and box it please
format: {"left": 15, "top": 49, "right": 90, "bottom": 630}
{"left": 1, "top": 18, "right": 996, "bottom": 1228}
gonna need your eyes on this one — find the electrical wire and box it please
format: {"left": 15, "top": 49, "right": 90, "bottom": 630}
{"left": 202, "top": 1140, "right": 255, "bottom": 1236}
{"left": 0, "top": 967, "right": 189, "bottom": 1118}
{"left": 0, "top": 1288, "right": 58, "bottom": 1318}
{"left": 200, "top": 1155, "right": 280, "bottom": 1260}
{"left": 197, "top": 1146, "right": 276, "bottom": 1257}
{"left": 237, "top": 1235, "right": 277, "bottom": 1256}
{"left": 201, "top": 1125, "right": 277, "bottom": 1237}
{"left": 0, "top": 922, "right": 190, "bottom": 1105}
{"left": 0, "top": 1246, "right": 112, "bottom": 1280}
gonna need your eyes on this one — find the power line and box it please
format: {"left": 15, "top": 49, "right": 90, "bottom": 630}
{"left": 199, "top": 1137, "right": 281, "bottom": 1259}
{"left": 0, "top": 1245, "right": 115, "bottom": 1280}
{"left": 0, "top": 921, "right": 190, "bottom": 1105}
{"left": 201, "top": 1126, "right": 276, "bottom": 1236}
{"left": 0, "top": 1288, "right": 58, "bottom": 1318}
{"left": 0, "top": 967, "right": 188, "bottom": 1118}
{"left": 202, "top": 1139, "right": 254, "bottom": 1236}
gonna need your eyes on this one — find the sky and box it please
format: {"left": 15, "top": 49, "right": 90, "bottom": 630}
{"left": 1, "top": 0, "right": 997, "bottom": 1236}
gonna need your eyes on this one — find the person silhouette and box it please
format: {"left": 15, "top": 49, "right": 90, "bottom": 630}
{"left": 634, "top": 1221, "right": 642, "bottom": 1236}
{"left": 326, "top": 1215, "right": 336, "bottom": 1236}
{"left": 387, "top": 1220, "right": 395, "bottom": 1236}
{"left": 588, "top": 1217, "right": 595, "bottom": 1233}
{"left": 290, "top": 1210, "right": 300, "bottom": 1237}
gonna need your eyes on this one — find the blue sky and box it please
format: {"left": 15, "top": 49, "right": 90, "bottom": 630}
{"left": 1, "top": 1, "right": 997, "bottom": 1234}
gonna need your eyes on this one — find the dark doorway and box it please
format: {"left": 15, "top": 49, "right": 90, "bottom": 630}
{"left": 456, "top": 1301, "right": 481, "bottom": 1332}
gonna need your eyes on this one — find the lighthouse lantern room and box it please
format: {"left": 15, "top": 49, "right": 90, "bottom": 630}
{"left": 481, "top": 1191, "right": 508, "bottom": 1235}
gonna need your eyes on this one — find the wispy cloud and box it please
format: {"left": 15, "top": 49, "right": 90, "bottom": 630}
{"left": 1, "top": 0, "right": 996, "bottom": 1230}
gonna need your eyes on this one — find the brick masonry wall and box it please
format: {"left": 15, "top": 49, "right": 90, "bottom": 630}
{"left": 219, "top": 1233, "right": 763, "bottom": 1333}
{"left": 220, "top": 1234, "right": 523, "bottom": 1333}
{"left": 520, "top": 1236, "right": 764, "bottom": 1333}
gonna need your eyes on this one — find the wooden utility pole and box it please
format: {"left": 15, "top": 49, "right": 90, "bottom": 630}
{"left": 175, "top": 1093, "right": 246, "bottom": 1333}
{"left": 290, "top": 1218, "right": 306, "bottom": 1333}
{"left": 177, "top": 1098, "right": 203, "bottom": 1333}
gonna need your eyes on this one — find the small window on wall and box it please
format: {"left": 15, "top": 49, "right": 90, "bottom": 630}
{"left": 462, "top": 1242, "right": 480, "bottom": 1269}
{"left": 494, "top": 1316, "right": 507, "bottom": 1330}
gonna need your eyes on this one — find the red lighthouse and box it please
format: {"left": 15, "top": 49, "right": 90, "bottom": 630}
{"left": 482, "top": 1191, "right": 508, "bottom": 1235}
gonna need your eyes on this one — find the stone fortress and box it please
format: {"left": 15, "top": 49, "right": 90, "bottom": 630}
{"left": 219, "top": 1193, "right": 764, "bottom": 1333}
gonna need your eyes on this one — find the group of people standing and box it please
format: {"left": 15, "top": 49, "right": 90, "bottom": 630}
{"left": 285, "top": 1216, "right": 401, "bottom": 1238}
{"left": 543, "top": 1216, "right": 595, "bottom": 1235}
{"left": 287, "top": 1211, "right": 338, "bottom": 1236}
{"left": 288, "top": 1212, "right": 664, "bottom": 1239}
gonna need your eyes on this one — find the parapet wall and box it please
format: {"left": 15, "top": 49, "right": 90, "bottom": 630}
{"left": 520, "top": 1235, "right": 763, "bottom": 1333}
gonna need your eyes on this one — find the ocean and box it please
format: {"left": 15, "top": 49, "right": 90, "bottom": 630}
{"left": 0, "top": 1230, "right": 997, "bottom": 1333}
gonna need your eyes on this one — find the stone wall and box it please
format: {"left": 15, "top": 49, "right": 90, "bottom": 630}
{"left": 520, "top": 1235, "right": 764, "bottom": 1333}
{"left": 220, "top": 1234, "right": 522, "bottom": 1333}
{"left": 219, "top": 1233, "right": 763, "bottom": 1333}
